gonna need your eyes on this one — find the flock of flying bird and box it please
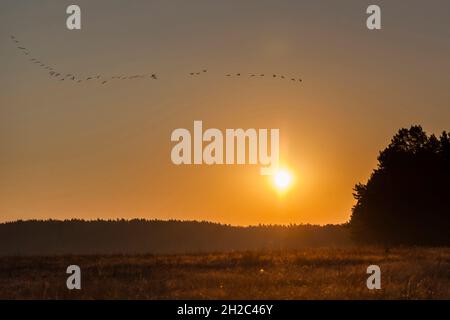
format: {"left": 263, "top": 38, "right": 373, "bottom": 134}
{"left": 11, "top": 35, "right": 302, "bottom": 85}
{"left": 11, "top": 35, "right": 157, "bottom": 84}
{"left": 225, "top": 72, "right": 302, "bottom": 82}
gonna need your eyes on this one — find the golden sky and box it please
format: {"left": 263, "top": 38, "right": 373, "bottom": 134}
{"left": 1, "top": 0, "right": 449, "bottom": 225}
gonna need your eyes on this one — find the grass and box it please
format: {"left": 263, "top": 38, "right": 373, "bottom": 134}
{"left": 0, "top": 247, "right": 449, "bottom": 299}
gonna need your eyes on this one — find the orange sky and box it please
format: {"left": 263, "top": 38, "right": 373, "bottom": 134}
{"left": 1, "top": 1, "right": 449, "bottom": 225}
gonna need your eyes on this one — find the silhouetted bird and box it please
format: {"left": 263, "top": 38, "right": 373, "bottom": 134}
{"left": 151, "top": 74, "right": 157, "bottom": 79}
{"left": 202, "top": 69, "right": 207, "bottom": 73}
{"left": 236, "top": 73, "right": 240, "bottom": 76}
{"left": 102, "top": 81, "right": 107, "bottom": 84}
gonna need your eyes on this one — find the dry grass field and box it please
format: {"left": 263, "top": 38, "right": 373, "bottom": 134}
{"left": 0, "top": 247, "right": 449, "bottom": 299}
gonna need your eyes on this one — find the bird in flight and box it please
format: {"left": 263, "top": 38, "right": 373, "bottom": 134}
{"left": 11, "top": 35, "right": 304, "bottom": 87}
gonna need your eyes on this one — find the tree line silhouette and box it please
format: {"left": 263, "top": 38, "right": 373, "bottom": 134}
{"left": 1, "top": 125, "right": 448, "bottom": 255}
{"left": 350, "top": 125, "right": 450, "bottom": 245}
{"left": 0, "top": 220, "right": 350, "bottom": 255}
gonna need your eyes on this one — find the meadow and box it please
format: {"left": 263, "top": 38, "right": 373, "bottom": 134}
{"left": 0, "top": 247, "right": 449, "bottom": 299}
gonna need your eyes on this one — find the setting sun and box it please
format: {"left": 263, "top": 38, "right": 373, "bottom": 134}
{"left": 274, "top": 169, "right": 293, "bottom": 191}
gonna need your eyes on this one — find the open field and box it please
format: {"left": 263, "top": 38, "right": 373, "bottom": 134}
{"left": 0, "top": 247, "right": 449, "bottom": 299}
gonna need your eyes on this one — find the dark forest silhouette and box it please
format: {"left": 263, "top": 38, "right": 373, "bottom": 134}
{"left": 2, "top": 126, "right": 449, "bottom": 255}
{"left": 350, "top": 125, "right": 450, "bottom": 245}
{"left": 0, "top": 220, "right": 350, "bottom": 255}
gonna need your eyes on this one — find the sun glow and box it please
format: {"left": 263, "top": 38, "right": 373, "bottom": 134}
{"left": 273, "top": 169, "right": 293, "bottom": 191}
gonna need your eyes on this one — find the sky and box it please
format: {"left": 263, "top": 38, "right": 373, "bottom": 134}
{"left": 1, "top": 0, "right": 449, "bottom": 225}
